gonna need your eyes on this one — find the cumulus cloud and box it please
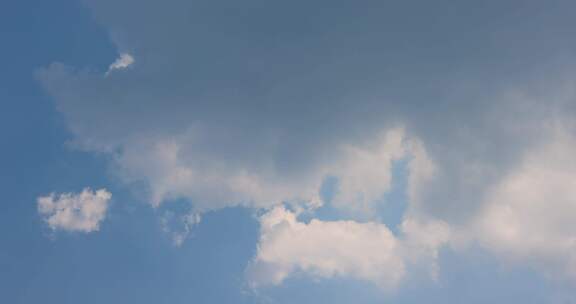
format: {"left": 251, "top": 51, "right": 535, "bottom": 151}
{"left": 36, "top": 0, "right": 576, "bottom": 289}
{"left": 37, "top": 188, "right": 112, "bottom": 233}
{"left": 248, "top": 206, "right": 449, "bottom": 289}
{"left": 245, "top": 131, "right": 448, "bottom": 288}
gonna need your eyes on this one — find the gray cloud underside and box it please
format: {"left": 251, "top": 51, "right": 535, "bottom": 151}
{"left": 38, "top": 0, "right": 576, "bottom": 287}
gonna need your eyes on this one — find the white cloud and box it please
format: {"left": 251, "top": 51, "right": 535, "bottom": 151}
{"left": 36, "top": 0, "right": 576, "bottom": 291}
{"left": 473, "top": 125, "right": 576, "bottom": 279}
{"left": 248, "top": 206, "right": 450, "bottom": 289}
{"left": 107, "top": 53, "right": 134, "bottom": 73}
{"left": 108, "top": 127, "right": 417, "bottom": 216}
{"left": 326, "top": 128, "right": 407, "bottom": 216}
{"left": 112, "top": 137, "right": 324, "bottom": 210}
{"left": 37, "top": 188, "right": 112, "bottom": 233}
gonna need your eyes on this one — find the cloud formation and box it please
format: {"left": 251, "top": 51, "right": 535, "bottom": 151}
{"left": 248, "top": 206, "right": 449, "bottom": 289}
{"left": 37, "top": 188, "right": 112, "bottom": 233}
{"left": 37, "top": 0, "right": 576, "bottom": 290}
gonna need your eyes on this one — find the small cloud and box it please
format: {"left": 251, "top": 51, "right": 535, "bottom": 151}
{"left": 37, "top": 188, "right": 112, "bottom": 233}
{"left": 107, "top": 53, "right": 134, "bottom": 73}
{"left": 160, "top": 211, "right": 201, "bottom": 246}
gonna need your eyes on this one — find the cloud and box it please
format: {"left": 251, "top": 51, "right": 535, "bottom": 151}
{"left": 248, "top": 206, "right": 449, "bottom": 289}
{"left": 36, "top": 0, "right": 576, "bottom": 289}
{"left": 326, "top": 128, "right": 406, "bottom": 216}
{"left": 160, "top": 210, "right": 201, "bottom": 247}
{"left": 37, "top": 188, "right": 112, "bottom": 233}
{"left": 38, "top": 1, "right": 576, "bottom": 217}
{"left": 472, "top": 124, "right": 576, "bottom": 279}
{"left": 107, "top": 53, "right": 134, "bottom": 73}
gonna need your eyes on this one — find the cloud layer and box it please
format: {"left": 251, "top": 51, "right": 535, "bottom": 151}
{"left": 37, "top": 0, "right": 576, "bottom": 291}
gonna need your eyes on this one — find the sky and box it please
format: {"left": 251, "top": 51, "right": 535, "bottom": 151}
{"left": 2, "top": 0, "right": 576, "bottom": 303}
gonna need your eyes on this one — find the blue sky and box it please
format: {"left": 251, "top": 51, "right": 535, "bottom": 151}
{"left": 2, "top": 1, "right": 576, "bottom": 303}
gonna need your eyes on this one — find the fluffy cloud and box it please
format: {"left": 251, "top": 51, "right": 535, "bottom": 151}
{"left": 246, "top": 130, "right": 449, "bottom": 289}
{"left": 326, "top": 128, "right": 406, "bottom": 215}
{"left": 248, "top": 206, "right": 449, "bottom": 289}
{"left": 473, "top": 124, "right": 576, "bottom": 279}
{"left": 37, "top": 188, "right": 112, "bottom": 233}
{"left": 36, "top": 0, "right": 576, "bottom": 289}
